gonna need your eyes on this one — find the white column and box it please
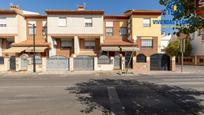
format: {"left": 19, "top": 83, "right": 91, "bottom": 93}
{"left": 42, "top": 57, "right": 47, "bottom": 72}
{"left": 100, "top": 36, "right": 104, "bottom": 44}
{"left": 48, "top": 36, "right": 56, "bottom": 57}
{"left": 74, "top": 36, "right": 80, "bottom": 56}
{"left": 121, "top": 57, "right": 125, "bottom": 70}
{"left": 0, "top": 39, "right": 2, "bottom": 56}
{"left": 69, "top": 57, "right": 74, "bottom": 71}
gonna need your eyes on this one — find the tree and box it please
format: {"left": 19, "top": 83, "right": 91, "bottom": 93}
{"left": 160, "top": 0, "right": 204, "bottom": 35}
{"left": 165, "top": 39, "right": 192, "bottom": 56}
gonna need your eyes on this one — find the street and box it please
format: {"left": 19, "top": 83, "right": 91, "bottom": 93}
{"left": 0, "top": 72, "right": 204, "bottom": 115}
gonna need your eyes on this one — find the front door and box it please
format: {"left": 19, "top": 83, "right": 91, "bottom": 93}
{"left": 10, "top": 56, "right": 16, "bottom": 70}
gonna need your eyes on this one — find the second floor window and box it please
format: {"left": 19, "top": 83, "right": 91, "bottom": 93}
{"left": 141, "top": 39, "right": 153, "bottom": 48}
{"left": 106, "top": 27, "right": 113, "bottom": 36}
{"left": 84, "top": 41, "right": 95, "bottom": 49}
{"left": 120, "top": 27, "right": 128, "bottom": 37}
{"left": 61, "top": 40, "right": 73, "bottom": 49}
{"left": 84, "top": 17, "right": 93, "bottom": 27}
{"left": 28, "top": 21, "right": 36, "bottom": 35}
{"left": 58, "top": 17, "right": 67, "bottom": 27}
{"left": 0, "top": 17, "right": 7, "bottom": 27}
{"left": 143, "top": 18, "right": 151, "bottom": 27}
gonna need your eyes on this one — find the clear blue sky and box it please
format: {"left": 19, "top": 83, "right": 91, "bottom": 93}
{"left": 0, "top": 0, "right": 173, "bottom": 33}
{"left": 0, "top": 0, "right": 164, "bottom": 15}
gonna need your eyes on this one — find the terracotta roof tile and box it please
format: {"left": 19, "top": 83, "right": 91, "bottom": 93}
{"left": 102, "top": 38, "right": 136, "bottom": 46}
{"left": 12, "top": 39, "right": 49, "bottom": 47}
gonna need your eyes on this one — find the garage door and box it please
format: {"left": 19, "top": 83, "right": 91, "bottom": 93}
{"left": 74, "top": 56, "right": 94, "bottom": 71}
{"left": 47, "top": 56, "right": 69, "bottom": 71}
{"left": 150, "top": 54, "right": 170, "bottom": 71}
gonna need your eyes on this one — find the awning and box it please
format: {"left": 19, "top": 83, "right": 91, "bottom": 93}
{"left": 121, "top": 47, "right": 140, "bottom": 52}
{"left": 25, "top": 47, "right": 48, "bottom": 53}
{"left": 101, "top": 47, "right": 120, "bottom": 51}
{"left": 3, "top": 47, "right": 27, "bottom": 53}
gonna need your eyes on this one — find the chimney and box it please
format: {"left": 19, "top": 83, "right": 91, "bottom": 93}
{"left": 77, "top": 5, "right": 85, "bottom": 11}
{"left": 10, "top": 4, "right": 21, "bottom": 11}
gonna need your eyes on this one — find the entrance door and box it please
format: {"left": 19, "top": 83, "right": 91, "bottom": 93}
{"left": 114, "top": 55, "right": 121, "bottom": 69}
{"left": 125, "top": 52, "right": 133, "bottom": 68}
{"left": 10, "top": 56, "right": 16, "bottom": 70}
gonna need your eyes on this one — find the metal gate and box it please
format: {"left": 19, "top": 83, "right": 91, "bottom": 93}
{"left": 10, "top": 56, "right": 16, "bottom": 70}
{"left": 74, "top": 56, "right": 94, "bottom": 71}
{"left": 47, "top": 56, "right": 69, "bottom": 71}
{"left": 150, "top": 54, "right": 170, "bottom": 71}
{"left": 125, "top": 52, "right": 133, "bottom": 68}
{"left": 21, "top": 55, "right": 29, "bottom": 70}
{"left": 114, "top": 55, "right": 121, "bottom": 69}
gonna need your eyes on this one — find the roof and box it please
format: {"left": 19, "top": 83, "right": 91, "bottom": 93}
{"left": 102, "top": 38, "right": 136, "bottom": 46}
{"left": 104, "top": 15, "right": 129, "bottom": 19}
{"left": 12, "top": 39, "right": 50, "bottom": 47}
{"left": 24, "top": 15, "right": 47, "bottom": 19}
{"left": 45, "top": 10, "right": 104, "bottom": 15}
{"left": 0, "top": 9, "right": 17, "bottom": 15}
{"left": 124, "top": 10, "right": 162, "bottom": 16}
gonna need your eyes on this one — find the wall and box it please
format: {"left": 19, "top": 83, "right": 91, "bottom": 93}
{"left": 15, "top": 15, "right": 27, "bottom": 43}
{"left": 136, "top": 37, "right": 158, "bottom": 57}
{"left": 131, "top": 15, "right": 161, "bottom": 52}
{"left": 48, "top": 15, "right": 104, "bottom": 35}
{"left": 0, "top": 15, "right": 18, "bottom": 35}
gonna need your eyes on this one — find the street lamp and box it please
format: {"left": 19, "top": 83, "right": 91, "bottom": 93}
{"left": 29, "top": 23, "right": 36, "bottom": 73}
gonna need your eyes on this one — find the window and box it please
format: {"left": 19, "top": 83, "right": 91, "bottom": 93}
{"left": 98, "top": 55, "right": 111, "bottom": 64}
{"left": 84, "top": 17, "right": 93, "bottom": 27}
{"left": 58, "top": 17, "right": 67, "bottom": 27}
{"left": 120, "top": 27, "right": 128, "bottom": 37}
{"left": 84, "top": 41, "right": 95, "bottom": 49}
{"left": 141, "top": 39, "right": 153, "bottom": 48}
{"left": 137, "top": 54, "right": 146, "bottom": 63}
{"left": 61, "top": 40, "right": 73, "bottom": 49}
{"left": 0, "top": 57, "right": 4, "bottom": 64}
{"left": 106, "top": 22, "right": 114, "bottom": 36}
{"left": 106, "top": 27, "right": 113, "bottom": 36}
{"left": 143, "top": 18, "right": 151, "bottom": 27}
{"left": 0, "top": 17, "right": 6, "bottom": 27}
{"left": 28, "top": 21, "right": 36, "bottom": 35}
{"left": 42, "top": 21, "right": 47, "bottom": 36}
{"left": 32, "top": 55, "right": 42, "bottom": 64}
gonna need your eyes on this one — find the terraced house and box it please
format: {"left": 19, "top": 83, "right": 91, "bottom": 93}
{"left": 0, "top": 5, "right": 176, "bottom": 73}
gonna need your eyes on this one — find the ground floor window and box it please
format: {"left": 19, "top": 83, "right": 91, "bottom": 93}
{"left": 137, "top": 54, "right": 146, "bottom": 62}
{"left": 0, "top": 57, "right": 4, "bottom": 64}
{"left": 84, "top": 41, "right": 95, "bottom": 49}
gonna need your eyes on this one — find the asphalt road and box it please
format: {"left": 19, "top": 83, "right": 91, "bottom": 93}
{"left": 0, "top": 73, "right": 204, "bottom": 115}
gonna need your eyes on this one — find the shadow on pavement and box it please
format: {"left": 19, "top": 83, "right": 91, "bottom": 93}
{"left": 66, "top": 79, "right": 204, "bottom": 115}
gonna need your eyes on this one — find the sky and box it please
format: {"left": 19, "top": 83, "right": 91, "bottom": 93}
{"left": 0, "top": 0, "right": 173, "bottom": 33}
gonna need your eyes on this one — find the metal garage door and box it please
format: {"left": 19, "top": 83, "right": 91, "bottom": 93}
{"left": 150, "top": 54, "right": 170, "bottom": 71}
{"left": 47, "top": 56, "right": 69, "bottom": 71}
{"left": 74, "top": 56, "right": 94, "bottom": 71}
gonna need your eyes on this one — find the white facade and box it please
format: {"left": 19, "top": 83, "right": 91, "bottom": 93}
{"left": 0, "top": 15, "right": 18, "bottom": 35}
{"left": 160, "top": 34, "right": 172, "bottom": 53}
{"left": 191, "top": 30, "right": 204, "bottom": 56}
{"left": 47, "top": 15, "right": 104, "bottom": 35}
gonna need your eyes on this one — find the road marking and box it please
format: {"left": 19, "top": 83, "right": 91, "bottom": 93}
{"left": 108, "top": 87, "right": 126, "bottom": 115}
{"left": 0, "top": 86, "right": 67, "bottom": 89}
